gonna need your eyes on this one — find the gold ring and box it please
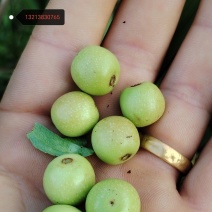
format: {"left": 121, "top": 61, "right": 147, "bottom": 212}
{"left": 140, "top": 135, "right": 192, "bottom": 174}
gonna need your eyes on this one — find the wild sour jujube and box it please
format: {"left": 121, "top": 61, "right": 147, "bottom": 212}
{"left": 86, "top": 178, "right": 141, "bottom": 212}
{"left": 43, "top": 205, "right": 81, "bottom": 212}
{"left": 91, "top": 116, "right": 140, "bottom": 165}
{"left": 71, "top": 46, "right": 120, "bottom": 95}
{"left": 120, "top": 82, "right": 165, "bottom": 127}
{"left": 43, "top": 154, "right": 95, "bottom": 205}
{"left": 51, "top": 91, "right": 99, "bottom": 137}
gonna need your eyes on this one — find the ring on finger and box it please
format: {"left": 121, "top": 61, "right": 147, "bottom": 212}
{"left": 140, "top": 135, "right": 192, "bottom": 174}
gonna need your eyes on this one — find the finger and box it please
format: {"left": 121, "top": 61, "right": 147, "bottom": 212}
{"left": 180, "top": 138, "right": 212, "bottom": 210}
{"left": 0, "top": 0, "right": 117, "bottom": 114}
{"left": 95, "top": 0, "right": 186, "bottom": 117}
{"left": 144, "top": 0, "right": 212, "bottom": 177}
{"left": 90, "top": 151, "right": 184, "bottom": 211}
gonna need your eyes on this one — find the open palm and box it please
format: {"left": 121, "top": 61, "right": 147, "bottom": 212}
{"left": 0, "top": 1, "right": 212, "bottom": 211}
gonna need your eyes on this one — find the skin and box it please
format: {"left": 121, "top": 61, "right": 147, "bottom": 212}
{"left": 0, "top": 0, "right": 212, "bottom": 211}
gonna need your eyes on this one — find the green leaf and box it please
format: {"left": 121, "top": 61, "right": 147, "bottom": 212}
{"left": 27, "top": 123, "right": 94, "bottom": 157}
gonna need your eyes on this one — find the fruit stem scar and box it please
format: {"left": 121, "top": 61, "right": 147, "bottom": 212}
{"left": 62, "top": 158, "right": 73, "bottom": 164}
{"left": 121, "top": 154, "right": 131, "bottom": 161}
{"left": 109, "top": 75, "right": 116, "bottom": 87}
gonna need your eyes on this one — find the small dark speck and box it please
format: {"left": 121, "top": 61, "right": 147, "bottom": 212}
{"left": 107, "top": 105, "right": 110, "bottom": 108}
{"left": 131, "top": 82, "right": 142, "bottom": 87}
{"left": 110, "top": 92, "right": 113, "bottom": 95}
{"left": 126, "top": 135, "right": 132, "bottom": 138}
{"left": 123, "top": 21, "right": 126, "bottom": 23}
{"left": 110, "top": 200, "right": 115, "bottom": 206}
{"left": 127, "top": 170, "right": 131, "bottom": 174}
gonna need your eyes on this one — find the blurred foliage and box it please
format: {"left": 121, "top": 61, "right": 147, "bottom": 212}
{"left": 0, "top": 0, "right": 48, "bottom": 98}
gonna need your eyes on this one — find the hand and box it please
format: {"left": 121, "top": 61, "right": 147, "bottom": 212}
{"left": 0, "top": 0, "right": 211, "bottom": 211}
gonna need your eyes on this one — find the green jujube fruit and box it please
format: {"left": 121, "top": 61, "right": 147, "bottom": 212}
{"left": 43, "top": 154, "right": 95, "bottom": 205}
{"left": 51, "top": 91, "right": 99, "bottom": 137}
{"left": 120, "top": 82, "right": 165, "bottom": 127}
{"left": 43, "top": 205, "right": 81, "bottom": 212}
{"left": 71, "top": 46, "right": 120, "bottom": 95}
{"left": 85, "top": 178, "right": 141, "bottom": 212}
{"left": 91, "top": 116, "right": 140, "bottom": 165}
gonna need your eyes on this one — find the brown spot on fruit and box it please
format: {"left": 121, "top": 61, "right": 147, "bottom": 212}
{"left": 121, "top": 154, "right": 131, "bottom": 161}
{"left": 62, "top": 158, "right": 73, "bottom": 164}
{"left": 109, "top": 75, "right": 116, "bottom": 87}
